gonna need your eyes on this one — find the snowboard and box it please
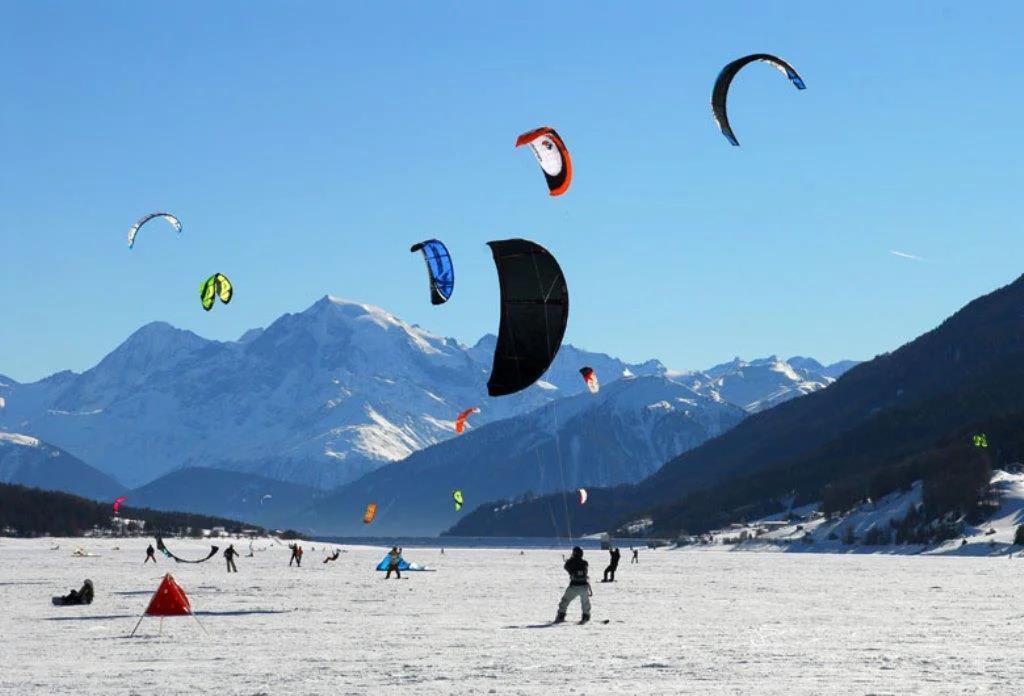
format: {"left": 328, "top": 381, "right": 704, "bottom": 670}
{"left": 506, "top": 619, "right": 612, "bottom": 629}
{"left": 52, "top": 595, "right": 92, "bottom": 606}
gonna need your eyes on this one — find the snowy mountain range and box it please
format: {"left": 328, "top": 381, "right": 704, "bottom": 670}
{"left": 0, "top": 297, "right": 668, "bottom": 490}
{"left": 300, "top": 375, "right": 747, "bottom": 535}
{"left": 0, "top": 432, "right": 123, "bottom": 501}
{"left": 681, "top": 355, "right": 854, "bottom": 413}
{"left": 0, "top": 295, "right": 855, "bottom": 530}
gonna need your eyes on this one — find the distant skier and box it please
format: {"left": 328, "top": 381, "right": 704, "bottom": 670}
{"left": 323, "top": 549, "right": 341, "bottom": 564}
{"left": 631, "top": 547, "right": 639, "bottom": 564}
{"left": 602, "top": 547, "right": 621, "bottom": 582}
{"left": 385, "top": 546, "right": 403, "bottom": 579}
{"left": 144, "top": 544, "right": 157, "bottom": 564}
{"left": 289, "top": 543, "right": 304, "bottom": 567}
{"left": 554, "top": 546, "right": 591, "bottom": 624}
{"left": 224, "top": 544, "right": 238, "bottom": 573}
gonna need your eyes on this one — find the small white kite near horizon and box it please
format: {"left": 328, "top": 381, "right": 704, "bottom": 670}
{"left": 891, "top": 250, "right": 925, "bottom": 261}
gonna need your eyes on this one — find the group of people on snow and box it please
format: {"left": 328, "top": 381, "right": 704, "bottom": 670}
{"left": 110, "top": 539, "right": 640, "bottom": 624}
{"left": 140, "top": 540, "right": 352, "bottom": 573}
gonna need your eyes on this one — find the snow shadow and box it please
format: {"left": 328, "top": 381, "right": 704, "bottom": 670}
{"left": 0, "top": 580, "right": 50, "bottom": 586}
{"left": 46, "top": 614, "right": 137, "bottom": 621}
{"left": 193, "top": 609, "right": 291, "bottom": 617}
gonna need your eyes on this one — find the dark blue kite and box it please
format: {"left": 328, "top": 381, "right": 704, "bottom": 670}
{"left": 410, "top": 239, "right": 454, "bottom": 305}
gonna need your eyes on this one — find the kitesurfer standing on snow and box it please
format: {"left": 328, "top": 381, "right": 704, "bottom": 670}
{"left": 144, "top": 544, "right": 157, "bottom": 564}
{"left": 631, "top": 547, "right": 639, "bottom": 564}
{"left": 385, "top": 546, "right": 403, "bottom": 579}
{"left": 602, "top": 547, "right": 620, "bottom": 582}
{"left": 555, "top": 546, "right": 590, "bottom": 623}
{"left": 224, "top": 544, "right": 238, "bottom": 573}
{"left": 289, "top": 543, "right": 303, "bottom": 567}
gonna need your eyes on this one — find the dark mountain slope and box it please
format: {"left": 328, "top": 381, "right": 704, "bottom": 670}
{"left": 447, "top": 274, "right": 1024, "bottom": 537}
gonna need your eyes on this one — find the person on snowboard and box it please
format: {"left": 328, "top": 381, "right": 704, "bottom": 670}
{"left": 144, "top": 544, "right": 157, "bottom": 564}
{"left": 385, "top": 546, "right": 403, "bottom": 579}
{"left": 555, "top": 546, "right": 590, "bottom": 623}
{"left": 60, "top": 579, "right": 94, "bottom": 605}
{"left": 602, "top": 547, "right": 621, "bottom": 582}
{"left": 224, "top": 544, "right": 238, "bottom": 573}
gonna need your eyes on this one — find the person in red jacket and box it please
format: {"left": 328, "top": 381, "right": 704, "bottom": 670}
{"left": 555, "top": 546, "right": 591, "bottom": 623}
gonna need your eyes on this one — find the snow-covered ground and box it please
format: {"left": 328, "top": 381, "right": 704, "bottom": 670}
{"left": 2, "top": 537, "right": 1023, "bottom": 694}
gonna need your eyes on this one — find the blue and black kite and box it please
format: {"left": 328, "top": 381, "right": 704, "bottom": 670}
{"left": 410, "top": 239, "right": 454, "bottom": 305}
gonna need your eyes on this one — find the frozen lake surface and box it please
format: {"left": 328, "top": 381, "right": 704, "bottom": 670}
{"left": 1, "top": 537, "right": 1021, "bottom": 695}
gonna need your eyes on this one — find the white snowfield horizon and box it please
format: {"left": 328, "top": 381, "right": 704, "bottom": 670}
{"left": 1, "top": 535, "right": 1019, "bottom": 695}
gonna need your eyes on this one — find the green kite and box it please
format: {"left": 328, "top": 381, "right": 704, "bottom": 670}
{"left": 200, "top": 273, "right": 233, "bottom": 311}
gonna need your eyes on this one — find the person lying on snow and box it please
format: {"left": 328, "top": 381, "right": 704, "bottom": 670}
{"left": 57, "top": 579, "right": 94, "bottom": 605}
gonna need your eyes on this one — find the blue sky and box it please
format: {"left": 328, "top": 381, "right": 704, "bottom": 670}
{"left": 2, "top": 1, "right": 1022, "bottom": 382}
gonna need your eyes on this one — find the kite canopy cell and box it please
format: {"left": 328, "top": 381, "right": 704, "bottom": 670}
{"left": 200, "top": 273, "right": 233, "bottom": 311}
{"left": 455, "top": 407, "right": 479, "bottom": 434}
{"left": 579, "top": 367, "right": 599, "bottom": 394}
{"left": 127, "top": 212, "right": 182, "bottom": 249}
{"left": 155, "top": 535, "right": 219, "bottom": 564}
{"left": 486, "top": 239, "right": 569, "bottom": 397}
{"left": 515, "top": 126, "right": 572, "bottom": 197}
{"left": 711, "top": 53, "right": 806, "bottom": 146}
{"left": 410, "top": 239, "right": 454, "bottom": 305}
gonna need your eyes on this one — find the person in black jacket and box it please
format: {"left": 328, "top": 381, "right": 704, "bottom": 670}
{"left": 224, "top": 544, "right": 238, "bottom": 573}
{"left": 144, "top": 544, "right": 157, "bottom": 564}
{"left": 60, "top": 579, "right": 94, "bottom": 605}
{"left": 602, "top": 547, "right": 621, "bottom": 582}
{"left": 385, "top": 546, "right": 403, "bottom": 579}
{"left": 555, "top": 546, "right": 591, "bottom": 623}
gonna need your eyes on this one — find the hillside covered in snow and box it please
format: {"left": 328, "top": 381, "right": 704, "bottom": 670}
{"left": 301, "top": 374, "right": 747, "bottom": 535}
{"left": 692, "top": 468, "right": 1024, "bottom": 558}
{"left": 0, "top": 296, "right": 853, "bottom": 507}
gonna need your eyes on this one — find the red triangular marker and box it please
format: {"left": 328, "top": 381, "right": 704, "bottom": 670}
{"left": 145, "top": 573, "right": 192, "bottom": 616}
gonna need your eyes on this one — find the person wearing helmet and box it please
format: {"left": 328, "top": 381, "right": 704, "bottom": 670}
{"left": 57, "top": 579, "right": 94, "bottom": 605}
{"left": 385, "top": 546, "right": 403, "bottom": 579}
{"left": 554, "top": 546, "right": 591, "bottom": 623}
